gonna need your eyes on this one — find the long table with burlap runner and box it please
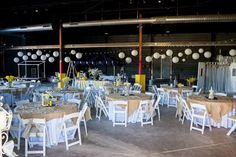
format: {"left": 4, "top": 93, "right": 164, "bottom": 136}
{"left": 187, "top": 95, "right": 236, "bottom": 123}
{"left": 106, "top": 93, "right": 152, "bottom": 116}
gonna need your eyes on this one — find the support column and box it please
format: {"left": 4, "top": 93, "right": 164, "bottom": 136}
{"left": 135, "top": 13, "right": 146, "bottom": 92}
{"left": 58, "top": 21, "right": 65, "bottom": 88}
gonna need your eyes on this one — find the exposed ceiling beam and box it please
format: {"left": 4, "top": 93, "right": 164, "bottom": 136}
{"left": 6, "top": 41, "right": 236, "bottom": 50}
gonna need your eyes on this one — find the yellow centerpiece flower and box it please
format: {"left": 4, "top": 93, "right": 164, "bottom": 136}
{"left": 177, "top": 83, "right": 184, "bottom": 88}
{"left": 186, "top": 76, "right": 197, "bottom": 86}
{"left": 5, "top": 75, "right": 15, "bottom": 87}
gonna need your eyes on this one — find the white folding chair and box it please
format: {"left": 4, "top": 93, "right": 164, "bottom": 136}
{"left": 138, "top": 99, "right": 160, "bottom": 126}
{"left": 214, "top": 92, "right": 227, "bottom": 97}
{"left": 130, "top": 83, "right": 142, "bottom": 93}
{"left": 111, "top": 100, "right": 128, "bottom": 127}
{"left": 22, "top": 118, "right": 47, "bottom": 157}
{"left": 145, "top": 92, "right": 155, "bottom": 99}
{"left": 63, "top": 103, "right": 88, "bottom": 150}
{"left": 156, "top": 88, "right": 166, "bottom": 106}
{"left": 167, "top": 90, "right": 178, "bottom": 108}
{"left": 190, "top": 103, "right": 212, "bottom": 134}
{"left": 227, "top": 112, "right": 236, "bottom": 136}
{"left": 95, "top": 96, "right": 109, "bottom": 120}
{"left": 9, "top": 114, "right": 23, "bottom": 150}
{"left": 193, "top": 88, "right": 202, "bottom": 95}
{"left": 67, "top": 99, "right": 81, "bottom": 109}
{"left": 153, "top": 96, "right": 161, "bottom": 121}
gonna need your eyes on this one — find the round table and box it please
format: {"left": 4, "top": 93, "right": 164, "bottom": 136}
{"left": 187, "top": 95, "right": 236, "bottom": 123}
{"left": 15, "top": 102, "right": 78, "bottom": 121}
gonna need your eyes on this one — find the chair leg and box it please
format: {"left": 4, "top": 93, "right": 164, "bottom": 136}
{"left": 43, "top": 129, "right": 46, "bottom": 156}
{"left": 63, "top": 126, "right": 69, "bottom": 150}
{"left": 25, "top": 138, "right": 28, "bottom": 157}
{"left": 157, "top": 107, "right": 160, "bottom": 121}
{"left": 17, "top": 125, "right": 21, "bottom": 150}
{"left": 78, "top": 125, "right": 82, "bottom": 145}
{"left": 99, "top": 107, "right": 102, "bottom": 121}
{"left": 125, "top": 108, "right": 127, "bottom": 127}
{"left": 83, "top": 118, "right": 88, "bottom": 136}
{"left": 190, "top": 116, "right": 194, "bottom": 131}
{"left": 151, "top": 117, "right": 153, "bottom": 126}
{"left": 202, "top": 117, "right": 206, "bottom": 134}
{"left": 141, "top": 112, "right": 143, "bottom": 127}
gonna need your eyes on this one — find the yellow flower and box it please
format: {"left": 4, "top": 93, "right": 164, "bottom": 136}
{"left": 62, "top": 77, "right": 70, "bottom": 83}
{"left": 186, "top": 76, "right": 196, "bottom": 84}
{"left": 177, "top": 83, "right": 184, "bottom": 88}
{"left": 5, "top": 75, "right": 15, "bottom": 82}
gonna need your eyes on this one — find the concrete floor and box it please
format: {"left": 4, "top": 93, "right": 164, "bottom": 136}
{"left": 15, "top": 107, "right": 236, "bottom": 157}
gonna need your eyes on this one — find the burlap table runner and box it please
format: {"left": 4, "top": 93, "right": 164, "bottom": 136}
{"left": 106, "top": 93, "right": 152, "bottom": 116}
{"left": 187, "top": 95, "right": 236, "bottom": 123}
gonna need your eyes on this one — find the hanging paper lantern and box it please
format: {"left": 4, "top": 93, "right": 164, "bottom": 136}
{"left": 70, "top": 50, "right": 76, "bottom": 55}
{"left": 27, "top": 52, "right": 31, "bottom": 56}
{"left": 31, "top": 54, "right": 37, "bottom": 60}
{"left": 182, "top": 58, "right": 186, "bottom": 62}
{"left": 153, "top": 52, "right": 160, "bottom": 59}
{"left": 17, "top": 51, "right": 23, "bottom": 57}
{"left": 192, "top": 53, "right": 200, "bottom": 60}
{"left": 198, "top": 48, "right": 204, "bottom": 53}
{"left": 204, "top": 51, "right": 212, "bottom": 58}
{"left": 40, "top": 55, "right": 47, "bottom": 61}
{"left": 172, "top": 57, "right": 179, "bottom": 63}
{"left": 229, "top": 49, "right": 236, "bottom": 56}
{"left": 118, "top": 52, "right": 125, "bottom": 59}
{"left": 76, "top": 53, "right": 82, "bottom": 59}
{"left": 46, "top": 53, "right": 50, "bottom": 58}
{"left": 13, "top": 57, "right": 19, "bottom": 63}
{"left": 178, "top": 52, "right": 183, "bottom": 57}
{"left": 48, "top": 57, "right": 55, "bottom": 63}
{"left": 184, "top": 48, "right": 192, "bottom": 55}
{"left": 36, "top": 50, "right": 42, "bottom": 56}
{"left": 166, "top": 49, "right": 173, "bottom": 56}
{"left": 131, "top": 50, "right": 138, "bottom": 56}
{"left": 64, "top": 57, "right": 71, "bottom": 63}
{"left": 145, "top": 56, "right": 152, "bottom": 63}
{"left": 22, "top": 55, "right": 28, "bottom": 61}
{"left": 53, "top": 51, "right": 59, "bottom": 57}
{"left": 161, "top": 54, "right": 166, "bottom": 59}
{"left": 125, "top": 57, "right": 132, "bottom": 64}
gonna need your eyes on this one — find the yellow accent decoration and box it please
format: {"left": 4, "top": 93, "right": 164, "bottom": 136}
{"left": 5, "top": 75, "right": 15, "bottom": 82}
{"left": 58, "top": 73, "right": 66, "bottom": 88}
{"left": 135, "top": 74, "right": 146, "bottom": 92}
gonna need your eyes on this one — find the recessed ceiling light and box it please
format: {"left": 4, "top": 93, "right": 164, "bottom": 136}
{"left": 35, "top": 9, "right": 39, "bottom": 13}
{"left": 104, "top": 32, "right": 109, "bottom": 35}
{"left": 158, "top": 0, "right": 162, "bottom": 3}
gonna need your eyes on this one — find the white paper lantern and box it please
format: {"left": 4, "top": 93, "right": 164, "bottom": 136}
{"left": 178, "top": 52, "right": 183, "bottom": 57}
{"left": 76, "top": 53, "right": 82, "bottom": 59}
{"left": 182, "top": 58, "right": 186, "bottom": 62}
{"left": 185, "top": 48, "right": 192, "bottom": 55}
{"left": 70, "top": 50, "right": 76, "bottom": 55}
{"left": 166, "top": 49, "right": 173, "bottom": 56}
{"left": 22, "top": 55, "right": 28, "bottom": 61}
{"left": 131, "top": 50, "right": 138, "bottom": 56}
{"left": 36, "top": 50, "right": 42, "bottom": 56}
{"left": 53, "top": 51, "right": 59, "bottom": 57}
{"left": 17, "top": 51, "right": 23, "bottom": 57}
{"left": 27, "top": 52, "right": 31, "bottom": 56}
{"left": 153, "top": 52, "right": 160, "bottom": 59}
{"left": 145, "top": 56, "right": 152, "bottom": 63}
{"left": 125, "top": 57, "right": 132, "bottom": 64}
{"left": 161, "top": 54, "right": 166, "bottom": 59}
{"left": 172, "top": 57, "right": 179, "bottom": 63}
{"left": 198, "top": 48, "right": 204, "bottom": 53}
{"left": 40, "top": 55, "right": 46, "bottom": 61}
{"left": 48, "top": 57, "right": 55, "bottom": 63}
{"left": 118, "top": 52, "right": 125, "bottom": 59}
{"left": 229, "top": 49, "right": 236, "bottom": 56}
{"left": 64, "top": 57, "right": 71, "bottom": 63}
{"left": 46, "top": 53, "right": 50, "bottom": 58}
{"left": 31, "top": 54, "right": 37, "bottom": 60}
{"left": 204, "top": 51, "right": 212, "bottom": 58}
{"left": 13, "top": 57, "right": 19, "bottom": 63}
{"left": 192, "top": 53, "right": 200, "bottom": 60}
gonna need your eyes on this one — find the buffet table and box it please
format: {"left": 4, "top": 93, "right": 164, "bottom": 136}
{"left": 187, "top": 95, "right": 236, "bottom": 128}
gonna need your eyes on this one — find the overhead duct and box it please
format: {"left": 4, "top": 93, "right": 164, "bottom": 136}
{"left": 63, "top": 14, "right": 236, "bottom": 28}
{"left": 0, "top": 24, "right": 53, "bottom": 33}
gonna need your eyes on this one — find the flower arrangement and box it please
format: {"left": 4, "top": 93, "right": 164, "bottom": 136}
{"left": 88, "top": 68, "right": 103, "bottom": 80}
{"left": 186, "top": 76, "right": 197, "bottom": 86}
{"left": 5, "top": 75, "right": 15, "bottom": 83}
{"left": 62, "top": 77, "right": 71, "bottom": 84}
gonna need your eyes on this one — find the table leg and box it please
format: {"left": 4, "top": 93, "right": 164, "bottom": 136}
{"left": 227, "top": 122, "right": 236, "bottom": 136}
